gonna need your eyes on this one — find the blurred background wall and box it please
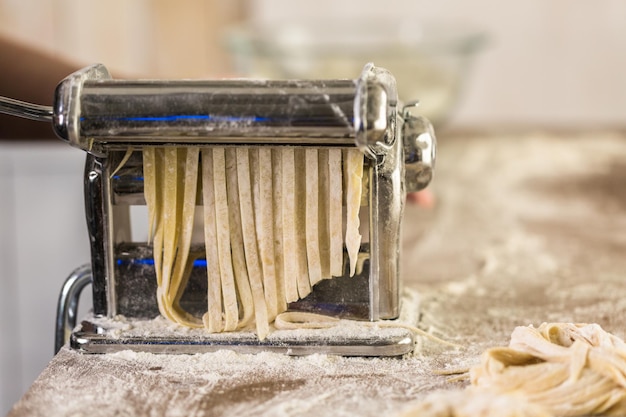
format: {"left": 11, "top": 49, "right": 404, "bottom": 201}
{"left": 0, "top": 0, "right": 624, "bottom": 414}
{"left": 1, "top": 0, "right": 625, "bottom": 128}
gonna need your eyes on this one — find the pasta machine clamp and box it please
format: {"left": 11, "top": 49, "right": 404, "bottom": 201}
{"left": 403, "top": 101, "right": 436, "bottom": 192}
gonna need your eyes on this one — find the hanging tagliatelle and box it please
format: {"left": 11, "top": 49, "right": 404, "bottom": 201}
{"left": 143, "top": 146, "right": 364, "bottom": 340}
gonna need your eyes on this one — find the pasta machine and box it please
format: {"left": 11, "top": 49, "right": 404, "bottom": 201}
{"left": 0, "top": 63, "right": 436, "bottom": 356}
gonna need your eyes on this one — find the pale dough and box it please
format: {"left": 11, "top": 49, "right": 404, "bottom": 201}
{"left": 317, "top": 149, "right": 331, "bottom": 279}
{"left": 305, "top": 148, "right": 323, "bottom": 286}
{"left": 210, "top": 148, "right": 239, "bottom": 332}
{"left": 252, "top": 148, "right": 279, "bottom": 321}
{"left": 280, "top": 147, "right": 300, "bottom": 303}
{"left": 271, "top": 149, "right": 288, "bottom": 312}
{"left": 201, "top": 149, "right": 224, "bottom": 332}
{"left": 168, "top": 147, "right": 201, "bottom": 327}
{"left": 236, "top": 147, "right": 270, "bottom": 340}
{"left": 344, "top": 149, "right": 364, "bottom": 276}
{"left": 145, "top": 147, "right": 202, "bottom": 328}
{"left": 472, "top": 323, "right": 626, "bottom": 416}
{"left": 224, "top": 148, "right": 254, "bottom": 329}
{"left": 144, "top": 146, "right": 367, "bottom": 340}
{"left": 328, "top": 148, "right": 344, "bottom": 276}
{"left": 403, "top": 322, "right": 626, "bottom": 417}
{"left": 294, "top": 148, "right": 312, "bottom": 298}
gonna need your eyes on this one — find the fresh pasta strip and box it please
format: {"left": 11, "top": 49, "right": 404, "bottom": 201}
{"left": 224, "top": 148, "right": 254, "bottom": 329}
{"left": 328, "top": 149, "right": 344, "bottom": 277}
{"left": 274, "top": 311, "right": 340, "bottom": 330}
{"left": 317, "top": 149, "right": 331, "bottom": 279}
{"left": 281, "top": 148, "right": 299, "bottom": 303}
{"left": 151, "top": 148, "right": 165, "bottom": 288}
{"left": 274, "top": 311, "right": 460, "bottom": 348}
{"left": 201, "top": 149, "right": 225, "bottom": 333}
{"left": 156, "top": 147, "right": 181, "bottom": 318}
{"left": 148, "top": 147, "right": 202, "bottom": 328}
{"left": 142, "top": 148, "right": 157, "bottom": 244}
{"left": 294, "top": 149, "right": 312, "bottom": 298}
{"left": 211, "top": 148, "right": 239, "bottom": 332}
{"left": 252, "top": 148, "right": 279, "bottom": 321}
{"left": 344, "top": 149, "right": 364, "bottom": 276}
{"left": 168, "top": 147, "right": 202, "bottom": 327}
{"left": 305, "top": 148, "right": 323, "bottom": 286}
{"left": 254, "top": 147, "right": 284, "bottom": 321}
{"left": 110, "top": 148, "right": 134, "bottom": 178}
{"left": 236, "top": 148, "right": 270, "bottom": 340}
{"left": 271, "top": 149, "right": 287, "bottom": 312}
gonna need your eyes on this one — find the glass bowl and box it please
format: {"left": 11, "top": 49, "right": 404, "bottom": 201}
{"left": 226, "top": 19, "right": 486, "bottom": 126}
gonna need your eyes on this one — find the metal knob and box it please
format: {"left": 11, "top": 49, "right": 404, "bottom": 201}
{"left": 402, "top": 102, "right": 437, "bottom": 192}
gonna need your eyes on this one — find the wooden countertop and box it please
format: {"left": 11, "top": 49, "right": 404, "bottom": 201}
{"left": 9, "top": 130, "right": 626, "bottom": 416}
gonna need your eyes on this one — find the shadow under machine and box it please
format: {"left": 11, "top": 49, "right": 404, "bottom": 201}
{"left": 1, "top": 63, "right": 436, "bottom": 357}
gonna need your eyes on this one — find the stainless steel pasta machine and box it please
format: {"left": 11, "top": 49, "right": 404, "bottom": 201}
{"left": 0, "top": 63, "right": 436, "bottom": 356}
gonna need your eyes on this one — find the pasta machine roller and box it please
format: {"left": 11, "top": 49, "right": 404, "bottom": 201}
{"left": 1, "top": 63, "right": 436, "bottom": 356}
